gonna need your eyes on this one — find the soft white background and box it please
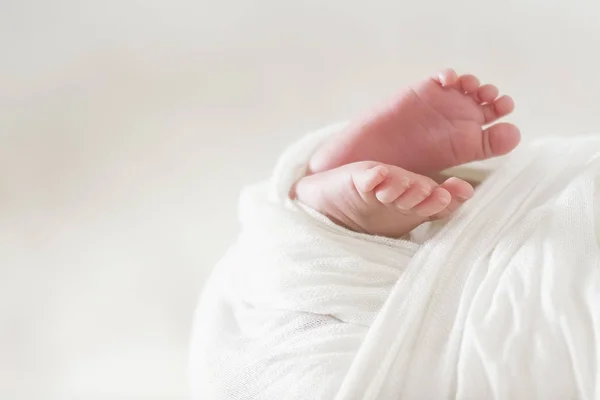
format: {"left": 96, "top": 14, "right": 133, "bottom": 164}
{"left": 2, "top": 0, "right": 599, "bottom": 398}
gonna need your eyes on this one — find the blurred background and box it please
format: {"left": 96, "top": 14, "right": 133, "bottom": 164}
{"left": 2, "top": 0, "right": 599, "bottom": 398}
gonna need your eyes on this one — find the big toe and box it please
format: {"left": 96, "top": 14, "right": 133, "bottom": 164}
{"left": 430, "top": 177, "right": 474, "bottom": 220}
{"left": 484, "top": 123, "right": 521, "bottom": 157}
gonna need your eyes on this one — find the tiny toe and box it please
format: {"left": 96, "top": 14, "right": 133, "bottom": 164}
{"left": 482, "top": 95, "right": 515, "bottom": 124}
{"left": 482, "top": 122, "right": 521, "bottom": 157}
{"left": 459, "top": 74, "right": 480, "bottom": 96}
{"left": 431, "top": 197, "right": 461, "bottom": 219}
{"left": 412, "top": 187, "right": 452, "bottom": 217}
{"left": 352, "top": 165, "right": 388, "bottom": 193}
{"left": 394, "top": 181, "right": 433, "bottom": 210}
{"left": 477, "top": 84, "right": 499, "bottom": 104}
{"left": 430, "top": 178, "right": 474, "bottom": 219}
{"left": 374, "top": 175, "right": 410, "bottom": 203}
{"left": 435, "top": 68, "right": 458, "bottom": 87}
{"left": 493, "top": 95, "right": 515, "bottom": 117}
{"left": 441, "top": 177, "right": 474, "bottom": 201}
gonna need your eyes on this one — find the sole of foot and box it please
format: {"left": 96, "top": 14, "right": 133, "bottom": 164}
{"left": 308, "top": 68, "right": 521, "bottom": 176}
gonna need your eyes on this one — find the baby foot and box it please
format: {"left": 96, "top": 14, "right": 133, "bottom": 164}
{"left": 309, "top": 69, "right": 521, "bottom": 176}
{"left": 293, "top": 161, "right": 474, "bottom": 238}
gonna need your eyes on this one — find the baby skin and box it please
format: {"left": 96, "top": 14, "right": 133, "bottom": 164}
{"left": 294, "top": 69, "right": 520, "bottom": 237}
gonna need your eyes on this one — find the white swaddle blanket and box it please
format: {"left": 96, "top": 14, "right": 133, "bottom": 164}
{"left": 190, "top": 123, "right": 600, "bottom": 399}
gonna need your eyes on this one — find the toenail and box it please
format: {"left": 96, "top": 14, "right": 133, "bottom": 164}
{"left": 373, "top": 166, "right": 389, "bottom": 177}
{"left": 438, "top": 73, "right": 445, "bottom": 85}
{"left": 396, "top": 202, "right": 408, "bottom": 210}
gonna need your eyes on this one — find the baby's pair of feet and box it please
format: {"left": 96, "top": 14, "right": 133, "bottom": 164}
{"left": 293, "top": 69, "right": 520, "bottom": 237}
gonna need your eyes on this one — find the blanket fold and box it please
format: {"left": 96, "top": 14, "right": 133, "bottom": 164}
{"left": 190, "top": 125, "right": 600, "bottom": 400}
